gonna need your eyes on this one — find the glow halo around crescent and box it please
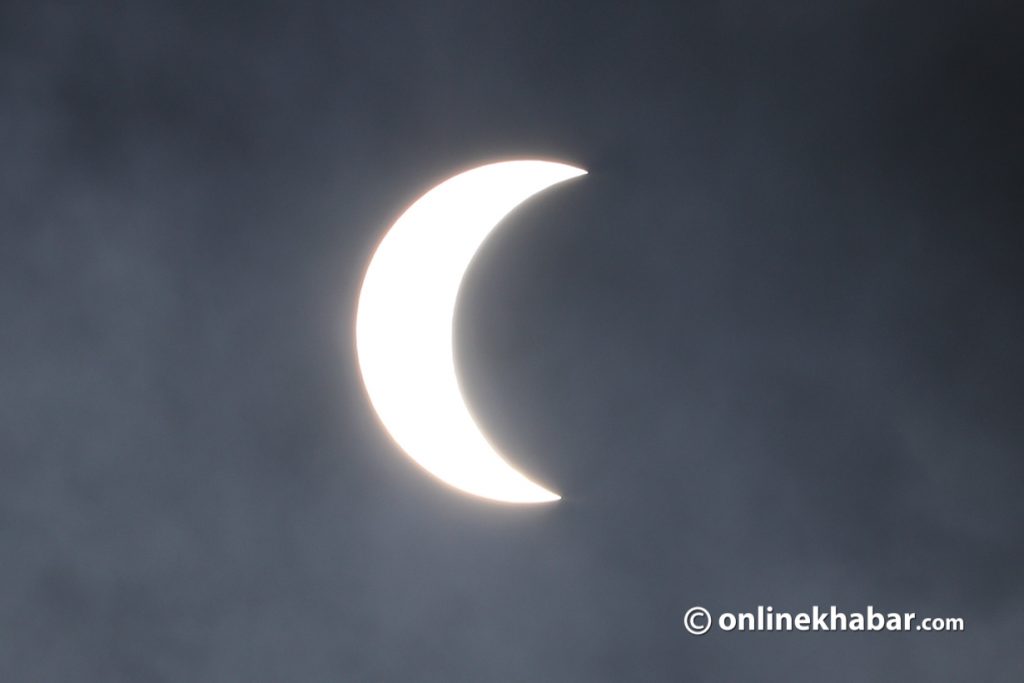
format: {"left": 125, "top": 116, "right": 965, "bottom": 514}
{"left": 355, "top": 160, "right": 586, "bottom": 503}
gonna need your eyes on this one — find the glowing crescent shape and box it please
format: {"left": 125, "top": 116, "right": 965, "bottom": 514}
{"left": 356, "top": 160, "right": 586, "bottom": 503}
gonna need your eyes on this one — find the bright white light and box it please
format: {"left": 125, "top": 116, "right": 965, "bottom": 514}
{"left": 356, "top": 160, "right": 586, "bottom": 503}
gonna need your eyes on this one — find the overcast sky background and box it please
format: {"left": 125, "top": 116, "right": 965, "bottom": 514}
{"left": 2, "top": 1, "right": 1023, "bottom": 680}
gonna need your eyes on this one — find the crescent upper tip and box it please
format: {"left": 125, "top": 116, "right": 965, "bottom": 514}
{"left": 548, "top": 161, "right": 585, "bottom": 177}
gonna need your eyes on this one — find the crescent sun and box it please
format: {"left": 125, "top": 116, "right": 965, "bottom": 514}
{"left": 355, "top": 160, "right": 586, "bottom": 503}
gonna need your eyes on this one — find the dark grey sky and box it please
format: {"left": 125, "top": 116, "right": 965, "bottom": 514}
{"left": 3, "top": 1, "right": 1023, "bottom": 680}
